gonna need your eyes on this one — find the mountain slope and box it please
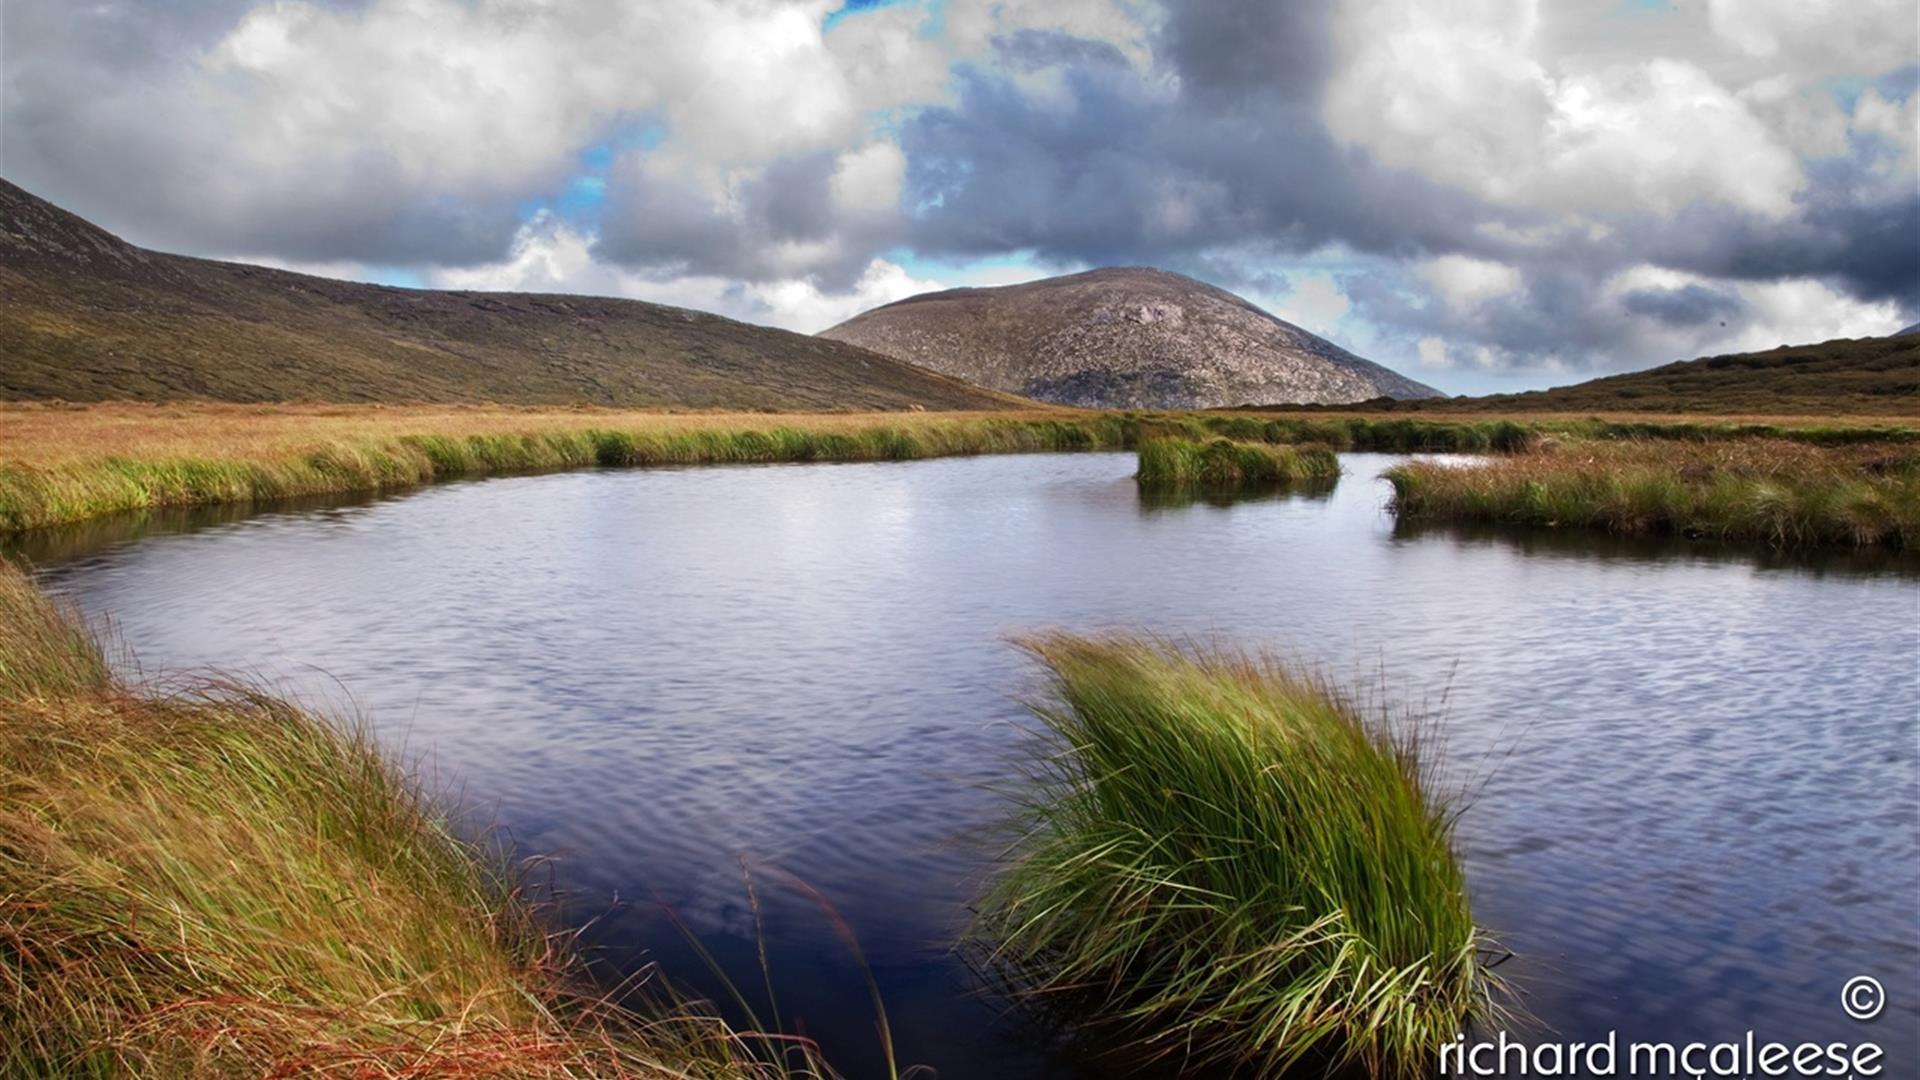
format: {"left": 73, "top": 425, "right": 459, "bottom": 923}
{"left": 0, "top": 180, "right": 1026, "bottom": 410}
{"left": 1311, "top": 334, "right": 1919, "bottom": 416}
{"left": 819, "top": 267, "right": 1441, "bottom": 408}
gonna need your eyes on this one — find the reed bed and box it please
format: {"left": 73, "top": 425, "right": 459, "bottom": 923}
{"left": 0, "top": 563, "right": 830, "bottom": 1079}
{"left": 1385, "top": 438, "right": 1920, "bottom": 548}
{"left": 1135, "top": 436, "right": 1340, "bottom": 491}
{"left": 975, "top": 635, "right": 1495, "bottom": 1077}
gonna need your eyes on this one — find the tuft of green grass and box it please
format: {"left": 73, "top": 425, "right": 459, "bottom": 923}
{"left": 975, "top": 635, "right": 1497, "bottom": 1077}
{"left": 1384, "top": 438, "right": 1920, "bottom": 548}
{"left": 0, "top": 571, "right": 110, "bottom": 701}
{"left": 0, "top": 562, "right": 834, "bottom": 1079}
{"left": 1135, "top": 436, "right": 1340, "bottom": 492}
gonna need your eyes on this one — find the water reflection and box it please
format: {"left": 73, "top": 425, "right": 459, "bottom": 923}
{"left": 0, "top": 489, "right": 386, "bottom": 565}
{"left": 1134, "top": 476, "right": 1339, "bottom": 512}
{"left": 1389, "top": 519, "right": 1920, "bottom": 578}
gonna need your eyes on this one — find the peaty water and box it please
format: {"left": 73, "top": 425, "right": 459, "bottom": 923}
{"left": 17, "top": 453, "right": 1919, "bottom": 1078}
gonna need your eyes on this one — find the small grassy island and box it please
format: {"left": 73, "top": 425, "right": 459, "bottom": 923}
{"left": 976, "top": 635, "right": 1497, "bottom": 1076}
{"left": 1135, "top": 435, "right": 1341, "bottom": 492}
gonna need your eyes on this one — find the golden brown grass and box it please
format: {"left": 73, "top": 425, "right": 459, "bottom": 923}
{"left": 0, "top": 404, "right": 1105, "bottom": 470}
{"left": 1385, "top": 438, "right": 1920, "bottom": 548}
{"left": 0, "top": 404, "right": 1140, "bottom": 532}
{"left": 0, "top": 562, "right": 832, "bottom": 1078}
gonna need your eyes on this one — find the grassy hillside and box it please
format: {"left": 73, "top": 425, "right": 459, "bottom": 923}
{"left": 1277, "top": 334, "right": 1919, "bottom": 416}
{"left": 0, "top": 179, "right": 1024, "bottom": 411}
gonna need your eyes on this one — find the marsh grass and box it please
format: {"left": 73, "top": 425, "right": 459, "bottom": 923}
{"left": 2, "top": 403, "right": 1911, "bottom": 533}
{"left": 0, "top": 563, "right": 837, "bottom": 1078}
{"left": 1384, "top": 438, "right": 1920, "bottom": 548}
{"left": 1135, "top": 436, "right": 1341, "bottom": 491}
{"left": 975, "top": 635, "right": 1497, "bottom": 1077}
{"left": 0, "top": 412, "right": 1139, "bottom": 532}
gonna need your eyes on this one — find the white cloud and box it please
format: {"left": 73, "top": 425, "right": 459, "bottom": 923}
{"left": 1853, "top": 88, "right": 1917, "bottom": 152}
{"left": 1324, "top": 0, "right": 1805, "bottom": 219}
{"left": 1270, "top": 274, "right": 1352, "bottom": 334}
{"left": 1707, "top": 0, "right": 1914, "bottom": 76}
{"left": 1418, "top": 255, "right": 1522, "bottom": 312}
{"left": 1601, "top": 264, "right": 1903, "bottom": 357}
{"left": 1702, "top": 278, "right": 1905, "bottom": 353}
{"left": 747, "top": 258, "right": 948, "bottom": 331}
{"left": 421, "top": 213, "right": 943, "bottom": 332}
{"left": 1543, "top": 59, "right": 1802, "bottom": 218}
{"left": 830, "top": 141, "right": 908, "bottom": 216}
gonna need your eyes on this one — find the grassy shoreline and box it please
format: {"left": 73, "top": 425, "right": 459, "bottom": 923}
{"left": 0, "top": 410, "right": 1133, "bottom": 533}
{"left": 1385, "top": 438, "right": 1919, "bottom": 548}
{"left": 0, "top": 563, "right": 820, "bottom": 1078}
{"left": 2, "top": 402, "right": 1915, "bottom": 534}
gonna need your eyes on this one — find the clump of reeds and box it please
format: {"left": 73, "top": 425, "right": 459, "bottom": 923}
{"left": 1384, "top": 438, "right": 1920, "bottom": 548}
{"left": 0, "top": 563, "right": 826, "bottom": 1078}
{"left": 974, "top": 635, "right": 1496, "bottom": 1077}
{"left": 1135, "top": 436, "right": 1340, "bottom": 491}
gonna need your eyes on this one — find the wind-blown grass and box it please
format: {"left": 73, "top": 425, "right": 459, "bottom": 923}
{"left": 0, "top": 562, "right": 833, "bottom": 1078}
{"left": 1135, "top": 436, "right": 1340, "bottom": 491}
{"left": 1384, "top": 438, "right": 1920, "bottom": 548}
{"left": 975, "top": 635, "right": 1496, "bottom": 1077}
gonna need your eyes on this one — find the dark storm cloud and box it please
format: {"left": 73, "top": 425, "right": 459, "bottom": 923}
{"left": 596, "top": 151, "right": 894, "bottom": 289}
{"left": 992, "top": 29, "right": 1131, "bottom": 73}
{"left": 752, "top": 154, "right": 841, "bottom": 244}
{"left": 1342, "top": 262, "right": 1656, "bottom": 372}
{"left": 1629, "top": 160, "right": 1920, "bottom": 305}
{"left": 1, "top": 0, "right": 528, "bottom": 266}
{"left": 1158, "top": 0, "right": 1335, "bottom": 104}
{"left": 1619, "top": 284, "right": 1745, "bottom": 327}
{"left": 899, "top": 59, "right": 1489, "bottom": 268}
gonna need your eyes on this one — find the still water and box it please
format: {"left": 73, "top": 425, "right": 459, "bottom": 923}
{"left": 17, "top": 453, "right": 1920, "bottom": 1077}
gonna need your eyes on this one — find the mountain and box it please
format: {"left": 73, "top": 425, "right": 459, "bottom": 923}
{"left": 1896, "top": 322, "right": 1920, "bottom": 336}
{"left": 818, "top": 267, "right": 1441, "bottom": 409}
{"left": 0, "top": 179, "right": 1025, "bottom": 410}
{"left": 1307, "top": 334, "right": 1920, "bottom": 416}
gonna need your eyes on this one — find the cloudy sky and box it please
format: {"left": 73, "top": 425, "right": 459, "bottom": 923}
{"left": 3, "top": 0, "right": 1914, "bottom": 393}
